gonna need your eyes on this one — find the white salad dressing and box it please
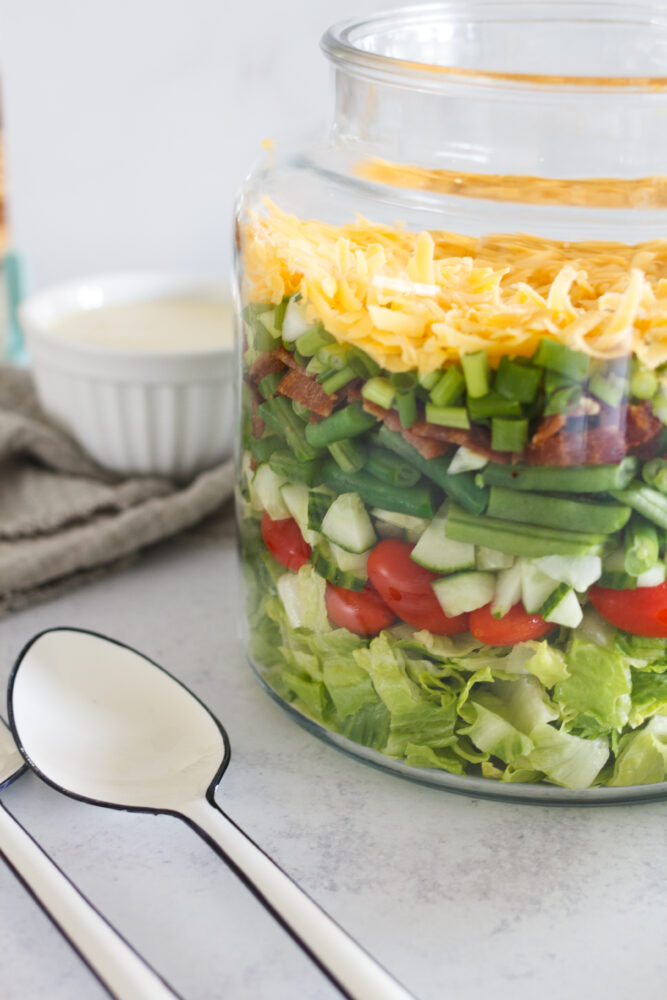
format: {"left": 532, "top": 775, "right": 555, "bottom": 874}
{"left": 52, "top": 298, "right": 234, "bottom": 352}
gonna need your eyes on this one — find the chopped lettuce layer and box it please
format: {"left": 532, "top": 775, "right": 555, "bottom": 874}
{"left": 243, "top": 534, "right": 667, "bottom": 789}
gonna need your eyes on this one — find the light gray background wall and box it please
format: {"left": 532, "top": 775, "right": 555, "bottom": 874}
{"left": 0, "top": 0, "right": 394, "bottom": 291}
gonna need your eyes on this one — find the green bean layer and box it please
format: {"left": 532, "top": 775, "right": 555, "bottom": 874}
{"left": 322, "top": 461, "right": 437, "bottom": 518}
{"left": 365, "top": 447, "right": 421, "bottom": 487}
{"left": 482, "top": 458, "right": 638, "bottom": 493}
{"left": 486, "top": 486, "right": 631, "bottom": 534}
{"left": 304, "top": 404, "right": 378, "bottom": 448}
{"left": 446, "top": 506, "right": 608, "bottom": 558}
{"left": 377, "top": 425, "right": 489, "bottom": 515}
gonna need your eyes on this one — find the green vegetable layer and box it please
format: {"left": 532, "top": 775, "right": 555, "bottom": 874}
{"left": 240, "top": 296, "right": 667, "bottom": 790}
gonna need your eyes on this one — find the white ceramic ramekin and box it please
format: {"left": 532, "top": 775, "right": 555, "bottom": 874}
{"left": 19, "top": 273, "right": 234, "bottom": 480}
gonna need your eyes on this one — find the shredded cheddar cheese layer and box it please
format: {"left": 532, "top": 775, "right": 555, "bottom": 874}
{"left": 242, "top": 204, "right": 667, "bottom": 375}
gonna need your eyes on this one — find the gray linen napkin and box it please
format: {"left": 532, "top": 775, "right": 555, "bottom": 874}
{"left": 0, "top": 365, "right": 235, "bottom": 615}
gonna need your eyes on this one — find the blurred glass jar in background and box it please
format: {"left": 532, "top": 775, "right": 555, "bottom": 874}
{"left": 235, "top": 2, "right": 667, "bottom": 800}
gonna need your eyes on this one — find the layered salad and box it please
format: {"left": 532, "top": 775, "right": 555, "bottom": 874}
{"left": 237, "top": 205, "right": 667, "bottom": 790}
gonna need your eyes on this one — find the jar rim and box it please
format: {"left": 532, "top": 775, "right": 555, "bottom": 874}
{"left": 321, "top": 1, "right": 667, "bottom": 92}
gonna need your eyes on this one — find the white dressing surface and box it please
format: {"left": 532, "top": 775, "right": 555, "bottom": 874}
{"left": 51, "top": 299, "right": 234, "bottom": 352}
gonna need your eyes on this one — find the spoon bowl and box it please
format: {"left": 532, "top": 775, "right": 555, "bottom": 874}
{"left": 8, "top": 627, "right": 414, "bottom": 1000}
{"left": 10, "top": 628, "right": 228, "bottom": 811}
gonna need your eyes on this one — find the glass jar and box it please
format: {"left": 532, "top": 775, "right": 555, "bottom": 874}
{"left": 234, "top": 2, "right": 667, "bottom": 801}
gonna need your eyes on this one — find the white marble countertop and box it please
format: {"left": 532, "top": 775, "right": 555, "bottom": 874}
{"left": 1, "top": 518, "right": 667, "bottom": 1000}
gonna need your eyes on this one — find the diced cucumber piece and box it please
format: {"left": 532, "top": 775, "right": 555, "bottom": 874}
{"left": 491, "top": 562, "right": 522, "bottom": 619}
{"left": 411, "top": 505, "right": 476, "bottom": 573}
{"left": 250, "top": 464, "right": 289, "bottom": 520}
{"left": 432, "top": 572, "right": 495, "bottom": 617}
{"left": 476, "top": 547, "right": 514, "bottom": 571}
{"left": 637, "top": 562, "right": 667, "bottom": 587}
{"left": 321, "top": 493, "right": 377, "bottom": 553}
{"left": 311, "top": 547, "right": 366, "bottom": 591}
{"left": 307, "top": 491, "right": 332, "bottom": 532}
{"left": 370, "top": 508, "right": 430, "bottom": 533}
{"left": 447, "top": 446, "right": 489, "bottom": 475}
{"left": 532, "top": 554, "right": 602, "bottom": 592}
{"left": 280, "top": 482, "right": 321, "bottom": 546}
{"left": 329, "top": 542, "right": 370, "bottom": 579}
{"left": 280, "top": 481, "right": 308, "bottom": 523}
{"left": 540, "top": 585, "right": 583, "bottom": 627}
{"left": 281, "top": 298, "right": 311, "bottom": 342}
{"left": 521, "top": 562, "right": 560, "bottom": 614}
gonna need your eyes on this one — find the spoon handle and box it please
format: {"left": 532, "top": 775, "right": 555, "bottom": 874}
{"left": 0, "top": 802, "right": 181, "bottom": 1000}
{"left": 181, "top": 797, "right": 415, "bottom": 1000}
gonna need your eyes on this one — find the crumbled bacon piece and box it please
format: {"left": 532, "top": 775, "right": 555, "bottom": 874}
{"left": 584, "top": 427, "right": 627, "bottom": 465}
{"left": 345, "top": 382, "right": 363, "bottom": 403}
{"left": 362, "top": 400, "right": 397, "bottom": 425}
{"left": 277, "top": 369, "right": 338, "bottom": 417}
{"left": 249, "top": 352, "right": 285, "bottom": 383}
{"left": 526, "top": 417, "right": 625, "bottom": 466}
{"left": 361, "top": 400, "right": 446, "bottom": 457}
{"left": 527, "top": 401, "right": 662, "bottom": 465}
{"left": 362, "top": 400, "right": 506, "bottom": 463}
{"left": 598, "top": 404, "right": 626, "bottom": 430}
{"left": 626, "top": 402, "right": 662, "bottom": 457}
{"left": 274, "top": 345, "right": 301, "bottom": 370}
{"left": 401, "top": 428, "right": 449, "bottom": 460}
{"left": 531, "top": 414, "right": 567, "bottom": 444}
{"left": 410, "top": 420, "right": 510, "bottom": 464}
{"left": 248, "top": 345, "right": 302, "bottom": 384}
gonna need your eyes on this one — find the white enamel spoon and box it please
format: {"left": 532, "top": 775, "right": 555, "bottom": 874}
{"left": 8, "top": 627, "right": 414, "bottom": 1000}
{"left": 0, "top": 716, "right": 181, "bottom": 999}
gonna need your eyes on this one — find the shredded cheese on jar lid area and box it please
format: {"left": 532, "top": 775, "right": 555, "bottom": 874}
{"left": 241, "top": 202, "right": 667, "bottom": 374}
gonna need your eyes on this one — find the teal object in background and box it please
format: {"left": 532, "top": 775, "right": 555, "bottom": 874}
{"left": 4, "top": 250, "right": 29, "bottom": 365}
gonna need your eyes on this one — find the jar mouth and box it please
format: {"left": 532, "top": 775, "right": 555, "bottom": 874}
{"left": 321, "top": 1, "right": 667, "bottom": 91}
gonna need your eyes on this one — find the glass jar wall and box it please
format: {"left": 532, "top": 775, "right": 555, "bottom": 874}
{"left": 235, "top": 2, "right": 667, "bottom": 800}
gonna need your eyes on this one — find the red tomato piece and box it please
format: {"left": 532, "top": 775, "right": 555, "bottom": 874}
{"left": 325, "top": 581, "right": 395, "bottom": 636}
{"left": 469, "top": 602, "right": 555, "bottom": 645}
{"left": 589, "top": 582, "right": 667, "bottom": 638}
{"left": 367, "top": 538, "right": 469, "bottom": 635}
{"left": 260, "top": 512, "right": 311, "bottom": 572}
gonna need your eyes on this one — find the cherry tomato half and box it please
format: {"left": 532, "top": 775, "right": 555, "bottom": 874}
{"left": 469, "top": 602, "right": 554, "bottom": 645}
{"left": 589, "top": 582, "right": 667, "bottom": 638}
{"left": 367, "top": 538, "right": 469, "bottom": 635}
{"left": 260, "top": 512, "right": 311, "bottom": 572}
{"left": 325, "top": 581, "right": 395, "bottom": 636}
